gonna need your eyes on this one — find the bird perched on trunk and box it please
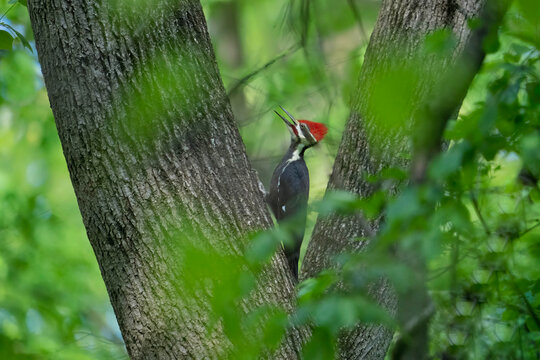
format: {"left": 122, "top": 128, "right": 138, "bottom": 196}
{"left": 267, "top": 106, "right": 327, "bottom": 280}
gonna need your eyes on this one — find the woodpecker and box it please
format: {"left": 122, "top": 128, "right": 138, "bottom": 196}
{"left": 267, "top": 106, "right": 328, "bottom": 280}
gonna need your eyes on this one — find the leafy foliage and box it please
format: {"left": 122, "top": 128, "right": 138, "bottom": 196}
{"left": 287, "top": 2, "right": 540, "bottom": 359}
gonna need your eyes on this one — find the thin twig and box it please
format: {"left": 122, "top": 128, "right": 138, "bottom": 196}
{"left": 470, "top": 192, "right": 491, "bottom": 235}
{"left": 300, "top": 0, "right": 311, "bottom": 47}
{"left": 517, "top": 220, "right": 540, "bottom": 238}
{"left": 346, "top": 0, "right": 368, "bottom": 41}
{"left": 227, "top": 44, "right": 300, "bottom": 96}
{"left": 0, "top": 3, "right": 16, "bottom": 22}
{"left": 508, "top": 273, "right": 540, "bottom": 329}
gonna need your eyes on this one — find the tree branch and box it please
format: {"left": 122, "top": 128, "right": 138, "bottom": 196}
{"left": 393, "top": 1, "right": 512, "bottom": 359}
{"left": 227, "top": 44, "right": 300, "bottom": 96}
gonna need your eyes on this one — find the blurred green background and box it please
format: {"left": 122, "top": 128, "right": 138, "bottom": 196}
{"left": 0, "top": 1, "right": 127, "bottom": 358}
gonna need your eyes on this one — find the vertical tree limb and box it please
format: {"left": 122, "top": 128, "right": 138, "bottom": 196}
{"left": 301, "top": 1, "right": 488, "bottom": 359}
{"left": 394, "top": 1, "right": 511, "bottom": 359}
{"left": 28, "top": 0, "right": 308, "bottom": 358}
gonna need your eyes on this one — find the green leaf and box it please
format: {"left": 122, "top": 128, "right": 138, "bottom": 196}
{"left": 429, "top": 141, "right": 472, "bottom": 181}
{"left": 316, "top": 190, "right": 358, "bottom": 216}
{"left": 1, "top": 23, "right": 32, "bottom": 52}
{"left": 297, "top": 271, "right": 336, "bottom": 305}
{"left": 516, "top": 0, "right": 540, "bottom": 27}
{"left": 365, "top": 59, "right": 420, "bottom": 140}
{"left": 520, "top": 133, "right": 540, "bottom": 176}
{"left": 478, "top": 95, "right": 498, "bottom": 134}
{"left": 483, "top": 29, "right": 501, "bottom": 54}
{"left": 19, "top": 0, "right": 28, "bottom": 6}
{"left": 301, "top": 328, "right": 335, "bottom": 360}
{"left": 316, "top": 190, "right": 387, "bottom": 219}
{"left": 499, "top": 79, "right": 521, "bottom": 105}
{"left": 359, "top": 190, "right": 386, "bottom": 219}
{"left": 0, "top": 51, "right": 37, "bottom": 103}
{"left": 260, "top": 309, "right": 288, "bottom": 349}
{"left": 506, "top": 10, "right": 540, "bottom": 49}
{"left": 424, "top": 29, "right": 457, "bottom": 57}
{"left": 245, "top": 230, "right": 284, "bottom": 265}
{"left": 311, "top": 295, "right": 393, "bottom": 333}
{"left": 526, "top": 82, "right": 540, "bottom": 104}
{"left": 380, "top": 167, "right": 408, "bottom": 181}
{"left": 0, "top": 30, "right": 13, "bottom": 50}
{"left": 385, "top": 187, "right": 423, "bottom": 223}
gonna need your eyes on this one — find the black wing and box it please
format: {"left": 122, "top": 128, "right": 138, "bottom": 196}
{"left": 267, "top": 158, "right": 309, "bottom": 280}
{"left": 268, "top": 158, "right": 309, "bottom": 222}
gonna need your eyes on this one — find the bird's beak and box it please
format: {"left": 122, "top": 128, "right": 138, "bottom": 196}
{"left": 274, "top": 110, "right": 293, "bottom": 127}
{"left": 275, "top": 106, "right": 302, "bottom": 139}
{"left": 274, "top": 105, "right": 298, "bottom": 128}
{"left": 279, "top": 106, "right": 298, "bottom": 126}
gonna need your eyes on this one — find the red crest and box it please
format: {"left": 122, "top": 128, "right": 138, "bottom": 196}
{"left": 299, "top": 120, "right": 328, "bottom": 141}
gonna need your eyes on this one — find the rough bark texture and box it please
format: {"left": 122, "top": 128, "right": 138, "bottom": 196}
{"left": 391, "top": 2, "right": 511, "bottom": 359}
{"left": 301, "top": 0, "right": 485, "bottom": 359}
{"left": 28, "top": 1, "right": 307, "bottom": 358}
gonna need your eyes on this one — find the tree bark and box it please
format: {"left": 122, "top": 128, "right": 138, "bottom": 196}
{"left": 301, "top": 0, "right": 486, "bottom": 359}
{"left": 28, "top": 0, "right": 307, "bottom": 358}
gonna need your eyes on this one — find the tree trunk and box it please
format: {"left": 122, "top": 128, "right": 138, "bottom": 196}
{"left": 28, "top": 0, "right": 307, "bottom": 358}
{"left": 301, "top": 0, "right": 485, "bottom": 359}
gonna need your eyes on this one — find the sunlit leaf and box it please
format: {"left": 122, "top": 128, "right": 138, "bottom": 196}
{"left": 0, "top": 51, "right": 36, "bottom": 103}
{"left": 429, "top": 141, "right": 472, "bottom": 181}
{"left": 0, "top": 30, "right": 13, "bottom": 50}
{"left": 246, "top": 230, "right": 284, "bottom": 265}
{"left": 516, "top": 0, "right": 540, "bottom": 28}
{"left": 520, "top": 132, "right": 540, "bottom": 176}
{"left": 1, "top": 23, "right": 32, "bottom": 52}
{"left": 301, "top": 328, "right": 335, "bottom": 360}
{"left": 424, "top": 29, "right": 457, "bottom": 57}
